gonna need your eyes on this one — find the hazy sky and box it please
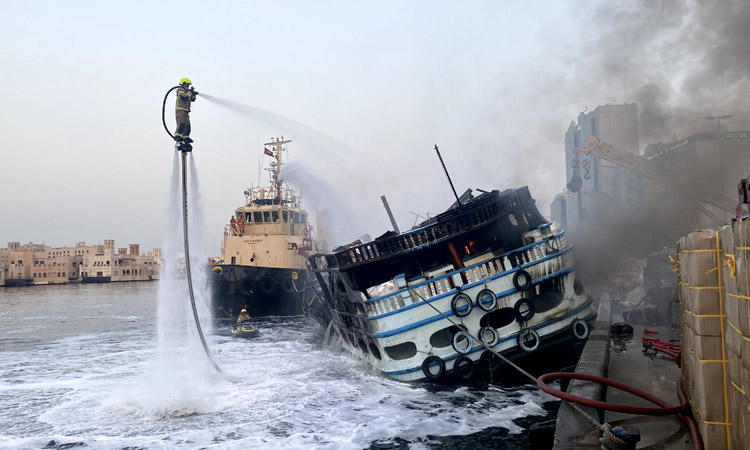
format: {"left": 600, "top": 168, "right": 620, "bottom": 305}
{"left": 2, "top": 0, "right": 747, "bottom": 254}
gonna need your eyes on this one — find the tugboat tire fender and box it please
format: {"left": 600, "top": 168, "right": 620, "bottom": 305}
{"left": 453, "top": 355, "right": 475, "bottom": 380}
{"left": 513, "top": 298, "right": 536, "bottom": 322}
{"left": 512, "top": 269, "right": 533, "bottom": 291}
{"left": 451, "top": 292, "right": 473, "bottom": 318}
{"left": 421, "top": 355, "right": 446, "bottom": 380}
{"left": 240, "top": 278, "right": 255, "bottom": 295}
{"left": 257, "top": 275, "right": 277, "bottom": 295}
{"left": 480, "top": 350, "right": 501, "bottom": 372}
{"left": 478, "top": 326, "right": 500, "bottom": 347}
{"left": 280, "top": 277, "right": 295, "bottom": 294}
{"left": 475, "top": 289, "right": 497, "bottom": 312}
{"left": 571, "top": 319, "right": 591, "bottom": 340}
{"left": 452, "top": 331, "right": 474, "bottom": 354}
{"left": 518, "top": 328, "right": 541, "bottom": 352}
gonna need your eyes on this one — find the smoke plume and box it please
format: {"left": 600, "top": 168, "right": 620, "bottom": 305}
{"left": 583, "top": 0, "right": 750, "bottom": 142}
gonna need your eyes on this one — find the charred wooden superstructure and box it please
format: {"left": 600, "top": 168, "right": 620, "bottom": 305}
{"left": 308, "top": 187, "right": 596, "bottom": 382}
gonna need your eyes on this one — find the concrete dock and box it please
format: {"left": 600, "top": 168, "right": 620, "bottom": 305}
{"left": 552, "top": 295, "right": 694, "bottom": 449}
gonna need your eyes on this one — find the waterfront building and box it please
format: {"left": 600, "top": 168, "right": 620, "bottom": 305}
{"left": 111, "top": 244, "right": 161, "bottom": 282}
{"left": 0, "top": 240, "right": 161, "bottom": 286}
{"left": 79, "top": 240, "right": 116, "bottom": 282}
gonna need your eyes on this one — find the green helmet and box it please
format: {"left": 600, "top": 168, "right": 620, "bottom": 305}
{"left": 179, "top": 77, "right": 192, "bottom": 86}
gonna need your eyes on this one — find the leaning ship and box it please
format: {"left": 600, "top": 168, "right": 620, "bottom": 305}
{"left": 308, "top": 187, "right": 596, "bottom": 382}
{"left": 211, "top": 138, "right": 316, "bottom": 317}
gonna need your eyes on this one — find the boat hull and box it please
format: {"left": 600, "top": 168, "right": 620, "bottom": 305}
{"left": 3, "top": 278, "right": 34, "bottom": 287}
{"left": 210, "top": 265, "right": 311, "bottom": 318}
{"left": 81, "top": 276, "right": 112, "bottom": 284}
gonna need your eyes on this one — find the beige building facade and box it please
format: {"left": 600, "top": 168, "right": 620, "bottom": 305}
{"left": 0, "top": 240, "right": 161, "bottom": 286}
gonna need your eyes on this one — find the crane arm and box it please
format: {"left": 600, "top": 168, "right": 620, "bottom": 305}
{"left": 574, "top": 136, "right": 735, "bottom": 215}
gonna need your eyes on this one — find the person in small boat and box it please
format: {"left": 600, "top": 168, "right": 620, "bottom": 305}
{"left": 237, "top": 308, "right": 251, "bottom": 324}
{"left": 174, "top": 77, "right": 197, "bottom": 143}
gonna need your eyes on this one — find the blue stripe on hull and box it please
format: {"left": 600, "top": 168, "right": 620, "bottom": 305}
{"left": 372, "top": 264, "right": 576, "bottom": 338}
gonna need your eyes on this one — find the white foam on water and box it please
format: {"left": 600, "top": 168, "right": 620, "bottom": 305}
{"left": 0, "top": 306, "right": 551, "bottom": 449}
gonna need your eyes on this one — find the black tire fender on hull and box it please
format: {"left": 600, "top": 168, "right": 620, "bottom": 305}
{"left": 422, "top": 355, "right": 446, "bottom": 380}
{"left": 256, "top": 270, "right": 278, "bottom": 295}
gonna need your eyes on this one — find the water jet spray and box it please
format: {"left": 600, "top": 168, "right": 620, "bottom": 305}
{"left": 161, "top": 82, "right": 222, "bottom": 373}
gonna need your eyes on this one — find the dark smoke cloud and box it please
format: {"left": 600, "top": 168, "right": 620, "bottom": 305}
{"left": 555, "top": 0, "right": 750, "bottom": 289}
{"left": 584, "top": 0, "right": 750, "bottom": 142}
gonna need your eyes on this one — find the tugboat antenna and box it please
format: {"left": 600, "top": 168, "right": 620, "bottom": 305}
{"left": 434, "top": 144, "right": 461, "bottom": 206}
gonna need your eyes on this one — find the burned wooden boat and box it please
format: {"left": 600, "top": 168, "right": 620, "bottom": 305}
{"left": 307, "top": 187, "right": 596, "bottom": 382}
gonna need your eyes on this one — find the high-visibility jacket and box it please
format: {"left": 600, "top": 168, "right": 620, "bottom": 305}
{"left": 176, "top": 87, "right": 196, "bottom": 112}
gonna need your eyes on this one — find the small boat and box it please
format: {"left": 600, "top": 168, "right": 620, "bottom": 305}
{"left": 308, "top": 187, "right": 596, "bottom": 382}
{"left": 210, "top": 137, "right": 319, "bottom": 318}
{"left": 231, "top": 320, "right": 260, "bottom": 338}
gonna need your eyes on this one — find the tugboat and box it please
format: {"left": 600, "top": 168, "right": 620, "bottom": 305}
{"left": 211, "top": 137, "right": 317, "bottom": 318}
{"left": 307, "top": 187, "right": 596, "bottom": 382}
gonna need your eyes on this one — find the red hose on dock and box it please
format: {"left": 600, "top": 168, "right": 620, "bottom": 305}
{"left": 536, "top": 328, "right": 703, "bottom": 450}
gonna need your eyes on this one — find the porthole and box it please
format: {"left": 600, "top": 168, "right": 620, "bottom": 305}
{"left": 384, "top": 341, "right": 417, "bottom": 361}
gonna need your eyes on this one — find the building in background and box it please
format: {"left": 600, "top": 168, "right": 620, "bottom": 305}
{"left": 556, "top": 103, "right": 641, "bottom": 231}
{"left": 550, "top": 191, "right": 567, "bottom": 230}
{"left": 0, "top": 240, "right": 161, "bottom": 286}
{"left": 111, "top": 244, "right": 161, "bottom": 282}
{"left": 551, "top": 102, "right": 750, "bottom": 256}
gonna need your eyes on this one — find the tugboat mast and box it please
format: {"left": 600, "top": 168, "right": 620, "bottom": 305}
{"left": 264, "top": 136, "right": 292, "bottom": 199}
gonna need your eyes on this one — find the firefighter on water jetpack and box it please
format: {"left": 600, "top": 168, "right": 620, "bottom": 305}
{"left": 174, "top": 77, "right": 197, "bottom": 143}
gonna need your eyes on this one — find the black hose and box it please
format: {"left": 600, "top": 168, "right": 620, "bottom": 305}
{"left": 162, "top": 86, "right": 180, "bottom": 140}
{"left": 181, "top": 151, "right": 222, "bottom": 373}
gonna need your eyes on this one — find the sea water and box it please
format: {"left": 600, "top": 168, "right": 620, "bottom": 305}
{"left": 0, "top": 282, "right": 556, "bottom": 449}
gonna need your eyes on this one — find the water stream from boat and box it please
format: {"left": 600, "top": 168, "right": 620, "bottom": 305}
{"left": 198, "top": 94, "right": 350, "bottom": 158}
{"left": 279, "top": 161, "right": 364, "bottom": 248}
{"left": 200, "top": 93, "right": 367, "bottom": 248}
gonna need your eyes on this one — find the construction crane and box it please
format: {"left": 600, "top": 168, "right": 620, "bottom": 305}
{"left": 574, "top": 136, "right": 735, "bottom": 223}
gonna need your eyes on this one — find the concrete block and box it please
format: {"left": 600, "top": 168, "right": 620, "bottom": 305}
{"left": 553, "top": 297, "right": 610, "bottom": 448}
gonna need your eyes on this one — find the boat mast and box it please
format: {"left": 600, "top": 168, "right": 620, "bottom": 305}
{"left": 264, "top": 136, "right": 291, "bottom": 200}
